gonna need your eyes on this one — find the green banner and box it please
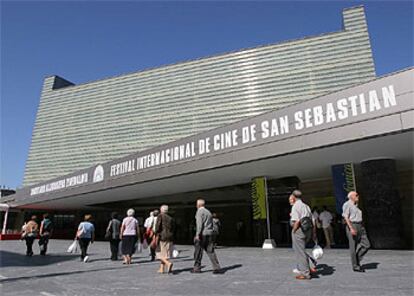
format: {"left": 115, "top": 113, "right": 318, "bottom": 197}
{"left": 251, "top": 177, "right": 267, "bottom": 220}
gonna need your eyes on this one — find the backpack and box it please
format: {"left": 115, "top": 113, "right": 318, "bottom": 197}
{"left": 43, "top": 219, "right": 53, "bottom": 233}
{"left": 300, "top": 216, "right": 313, "bottom": 232}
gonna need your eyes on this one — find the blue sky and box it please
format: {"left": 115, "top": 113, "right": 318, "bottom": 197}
{"left": 1, "top": 1, "right": 413, "bottom": 189}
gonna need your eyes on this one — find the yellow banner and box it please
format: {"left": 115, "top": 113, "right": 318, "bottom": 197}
{"left": 251, "top": 177, "right": 267, "bottom": 220}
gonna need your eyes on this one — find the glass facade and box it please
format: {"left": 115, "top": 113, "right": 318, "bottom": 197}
{"left": 23, "top": 6, "right": 375, "bottom": 186}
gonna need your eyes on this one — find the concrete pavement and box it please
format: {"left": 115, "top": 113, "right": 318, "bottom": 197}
{"left": 0, "top": 240, "right": 413, "bottom": 296}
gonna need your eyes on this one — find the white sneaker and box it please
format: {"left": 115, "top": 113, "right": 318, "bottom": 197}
{"left": 292, "top": 268, "right": 300, "bottom": 274}
{"left": 83, "top": 256, "right": 89, "bottom": 263}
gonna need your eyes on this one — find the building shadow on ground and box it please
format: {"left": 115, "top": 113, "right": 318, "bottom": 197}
{"left": 0, "top": 250, "right": 79, "bottom": 268}
{"left": 0, "top": 265, "right": 129, "bottom": 283}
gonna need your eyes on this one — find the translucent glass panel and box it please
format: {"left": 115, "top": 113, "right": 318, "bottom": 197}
{"left": 23, "top": 6, "right": 375, "bottom": 186}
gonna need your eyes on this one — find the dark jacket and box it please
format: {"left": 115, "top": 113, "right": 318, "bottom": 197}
{"left": 108, "top": 218, "right": 121, "bottom": 240}
{"left": 155, "top": 213, "right": 175, "bottom": 242}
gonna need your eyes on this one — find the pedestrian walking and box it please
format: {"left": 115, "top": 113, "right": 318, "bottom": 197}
{"left": 212, "top": 213, "right": 221, "bottom": 247}
{"left": 236, "top": 220, "right": 245, "bottom": 243}
{"left": 106, "top": 212, "right": 121, "bottom": 260}
{"left": 22, "top": 215, "right": 38, "bottom": 256}
{"left": 39, "top": 213, "right": 53, "bottom": 255}
{"left": 343, "top": 191, "right": 371, "bottom": 272}
{"left": 289, "top": 190, "right": 317, "bottom": 280}
{"left": 144, "top": 209, "right": 159, "bottom": 261}
{"left": 76, "top": 214, "right": 95, "bottom": 263}
{"left": 191, "top": 199, "right": 223, "bottom": 274}
{"left": 120, "top": 208, "right": 140, "bottom": 265}
{"left": 312, "top": 207, "right": 324, "bottom": 244}
{"left": 154, "top": 205, "right": 175, "bottom": 274}
{"left": 319, "top": 206, "right": 335, "bottom": 248}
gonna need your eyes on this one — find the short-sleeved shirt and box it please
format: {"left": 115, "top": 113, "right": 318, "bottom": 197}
{"left": 290, "top": 199, "right": 312, "bottom": 224}
{"left": 144, "top": 216, "right": 153, "bottom": 229}
{"left": 144, "top": 216, "right": 157, "bottom": 232}
{"left": 319, "top": 211, "right": 333, "bottom": 228}
{"left": 78, "top": 221, "right": 95, "bottom": 239}
{"left": 122, "top": 216, "right": 138, "bottom": 236}
{"left": 342, "top": 200, "right": 363, "bottom": 222}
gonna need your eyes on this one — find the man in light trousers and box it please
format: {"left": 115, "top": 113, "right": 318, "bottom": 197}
{"left": 343, "top": 191, "right": 370, "bottom": 272}
{"left": 191, "top": 199, "right": 223, "bottom": 274}
{"left": 289, "top": 190, "right": 317, "bottom": 280}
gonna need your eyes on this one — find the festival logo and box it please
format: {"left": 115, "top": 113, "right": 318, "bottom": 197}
{"left": 93, "top": 165, "right": 104, "bottom": 183}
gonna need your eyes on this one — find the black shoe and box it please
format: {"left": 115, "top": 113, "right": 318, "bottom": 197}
{"left": 213, "top": 269, "right": 224, "bottom": 274}
{"left": 353, "top": 266, "right": 365, "bottom": 272}
{"left": 191, "top": 268, "right": 202, "bottom": 273}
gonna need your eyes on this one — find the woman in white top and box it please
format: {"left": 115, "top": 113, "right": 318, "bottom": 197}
{"left": 120, "top": 209, "right": 140, "bottom": 265}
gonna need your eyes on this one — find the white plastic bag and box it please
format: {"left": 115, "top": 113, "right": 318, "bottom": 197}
{"left": 171, "top": 244, "right": 179, "bottom": 258}
{"left": 118, "top": 241, "right": 122, "bottom": 256}
{"left": 142, "top": 239, "right": 148, "bottom": 249}
{"left": 135, "top": 241, "right": 142, "bottom": 253}
{"left": 67, "top": 239, "right": 78, "bottom": 253}
{"left": 312, "top": 244, "right": 323, "bottom": 260}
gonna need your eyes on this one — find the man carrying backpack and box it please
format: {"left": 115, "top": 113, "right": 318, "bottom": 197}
{"left": 289, "top": 190, "right": 316, "bottom": 280}
{"left": 39, "top": 213, "right": 53, "bottom": 256}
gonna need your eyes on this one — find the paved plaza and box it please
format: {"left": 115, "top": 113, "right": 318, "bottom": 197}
{"left": 0, "top": 240, "right": 413, "bottom": 296}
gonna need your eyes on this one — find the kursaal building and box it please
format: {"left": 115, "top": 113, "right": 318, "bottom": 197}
{"left": 2, "top": 6, "right": 413, "bottom": 248}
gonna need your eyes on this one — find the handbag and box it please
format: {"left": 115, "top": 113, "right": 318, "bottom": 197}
{"left": 300, "top": 216, "right": 313, "bottom": 232}
{"left": 150, "top": 235, "right": 159, "bottom": 249}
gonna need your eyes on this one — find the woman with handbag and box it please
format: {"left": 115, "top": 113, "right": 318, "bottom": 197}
{"left": 106, "top": 212, "right": 121, "bottom": 260}
{"left": 22, "top": 215, "right": 39, "bottom": 256}
{"left": 120, "top": 208, "right": 140, "bottom": 265}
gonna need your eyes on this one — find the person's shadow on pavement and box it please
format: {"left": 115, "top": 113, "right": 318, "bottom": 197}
{"left": 217, "top": 264, "right": 243, "bottom": 274}
{"left": 361, "top": 262, "right": 380, "bottom": 270}
{"left": 312, "top": 264, "right": 336, "bottom": 278}
{"left": 201, "top": 264, "right": 243, "bottom": 274}
{"left": 172, "top": 264, "right": 242, "bottom": 275}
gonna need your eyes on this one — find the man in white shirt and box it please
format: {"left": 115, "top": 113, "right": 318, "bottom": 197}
{"left": 289, "top": 190, "right": 316, "bottom": 280}
{"left": 319, "top": 206, "right": 335, "bottom": 248}
{"left": 343, "top": 191, "right": 370, "bottom": 272}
